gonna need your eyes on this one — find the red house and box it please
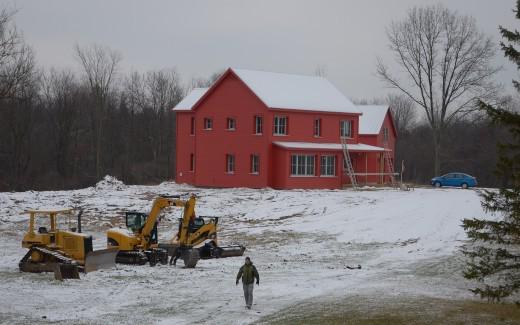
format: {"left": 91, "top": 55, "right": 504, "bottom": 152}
{"left": 173, "top": 68, "right": 396, "bottom": 189}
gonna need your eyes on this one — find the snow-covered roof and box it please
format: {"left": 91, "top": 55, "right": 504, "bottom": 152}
{"left": 173, "top": 88, "right": 209, "bottom": 111}
{"left": 357, "top": 105, "right": 389, "bottom": 135}
{"left": 232, "top": 69, "right": 359, "bottom": 113}
{"left": 273, "top": 141, "right": 387, "bottom": 152}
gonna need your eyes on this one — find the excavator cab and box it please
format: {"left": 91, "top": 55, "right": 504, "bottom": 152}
{"left": 125, "top": 212, "right": 158, "bottom": 244}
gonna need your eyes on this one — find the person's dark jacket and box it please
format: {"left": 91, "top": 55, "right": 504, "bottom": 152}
{"left": 236, "top": 263, "right": 259, "bottom": 285}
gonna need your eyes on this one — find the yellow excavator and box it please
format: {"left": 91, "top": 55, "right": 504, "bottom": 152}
{"left": 107, "top": 194, "right": 245, "bottom": 268}
{"left": 106, "top": 196, "right": 178, "bottom": 266}
{"left": 19, "top": 208, "right": 118, "bottom": 280}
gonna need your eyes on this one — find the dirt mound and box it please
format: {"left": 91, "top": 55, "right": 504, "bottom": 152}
{"left": 95, "top": 175, "right": 127, "bottom": 191}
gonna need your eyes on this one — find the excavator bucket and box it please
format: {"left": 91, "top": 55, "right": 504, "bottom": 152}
{"left": 84, "top": 248, "right": 118, "bottom": 273}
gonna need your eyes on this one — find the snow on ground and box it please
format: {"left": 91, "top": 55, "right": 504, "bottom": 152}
{"left": 0, "top": 179, "right": 490, "bottom": 324}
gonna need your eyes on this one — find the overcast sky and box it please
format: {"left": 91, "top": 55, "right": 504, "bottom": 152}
{"left": 2, "top": 0, "right": 518, "bottom": 99}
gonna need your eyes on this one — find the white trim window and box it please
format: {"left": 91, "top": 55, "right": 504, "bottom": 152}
{"left": 226, "top": 154, "right": 235, "bottom": 173}
{"left": 250, "top": 154, "right": 259, "bottom": 174}
{"left": 273, "top": 116, "right": 288, "bottom": 135}
{"left": 340, "top": 120, "right": 352, "bottom": 138}
{"left": 254, "top": 116, "right": 263, "bottom": 134}
{"left": 291, "top": 155, "right": 315, "bottom": 176}
{"left": 204, "top": 118, "right": 213, "bottom": 130}
{"left": 314, "top": 118, "right": 321, "bottom": 137}
{"left": 320, "top": 155, "right": 335, "bottom": 176}
{"left": 227, "top": 118, "right": 236, "bottom": 130}
{"left": 383, "top": 127, "right": 389, "bottom": 143}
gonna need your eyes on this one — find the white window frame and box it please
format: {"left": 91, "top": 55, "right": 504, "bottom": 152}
{"left": 340, "top": 120, "right": 352, "bottom": 138}
{"left": 273, "top": 116, "right": 288, "bottom": 135}
{"left": 254, "top": 116, "right": 263, "bottom": 135}
{"left": 250, "top": 154, "right": 259, "bottom": 174}
{"left": 226, "top": 117, "right": 236, "bottom": 130}
{"left": 291, "top": 154, "right": 315, "bottom": 176}
{"left": 226, "top": 154, "right": 235, "bottom": 174}
{"left": 314, "top": 118, "right": 321, "bottom": 137}
{"left": 320, "top": 155, "right": 336, "bottom": 176}
{"left": 204, "top": 118, "right": 213, "bottom": 130}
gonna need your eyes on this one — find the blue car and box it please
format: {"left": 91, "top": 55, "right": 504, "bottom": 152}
{"left": 431, "top": 172, "right": 477, "bottom": 189}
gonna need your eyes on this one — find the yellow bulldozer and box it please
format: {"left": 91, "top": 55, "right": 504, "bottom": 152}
{"left": 107, "top": 194, "right": 245, "bottom": 268}
{"left": 19, "top": 207, "right": 118, "bottom": 280}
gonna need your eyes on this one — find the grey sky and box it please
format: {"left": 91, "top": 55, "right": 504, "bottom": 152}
{"left": 2, "top": 0, "right": 518, "bottom": 99}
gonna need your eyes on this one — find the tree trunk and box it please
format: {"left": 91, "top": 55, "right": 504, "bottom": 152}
{"left": 433, "top": 129, "right": 442, "bottom": 176}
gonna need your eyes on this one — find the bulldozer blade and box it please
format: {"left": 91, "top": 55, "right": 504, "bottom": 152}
{"left": 218, "top": 245, "right": 246, "bottom": 258}
{"left": 54, "top": 263, "right": 80, "bottom": 280}
{"left": 84, "top": 248, "right": 118, "bottom": 273}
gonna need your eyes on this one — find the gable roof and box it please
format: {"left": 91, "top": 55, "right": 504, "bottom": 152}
{"left": 173, "top": 88, "right": 208, "bottom": 111}
{"left": 232, "top": 69, "right": 360, "bottom": 113}
{"left": 357, "top": 105, "right": 390, "bottom": 135}
{"left": 173, "top": 68, "right": 360, "bottom": 114}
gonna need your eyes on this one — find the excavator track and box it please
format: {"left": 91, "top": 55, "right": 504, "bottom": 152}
{"left": 19, "top": 246, "right": 81, "bottom": 280}
{"left": 115, "top": 251, "right": 148, "bottom": 265}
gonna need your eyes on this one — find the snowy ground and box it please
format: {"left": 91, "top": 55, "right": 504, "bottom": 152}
{"left": 0, "top": 178, "right": 492, "bottom": 324}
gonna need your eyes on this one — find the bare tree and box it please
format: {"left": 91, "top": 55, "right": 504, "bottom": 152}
{"left": 0, "top": 8, "right": 35, "bottom": 99}
{"left": 377, "top": 4, "right": 499, "bottom": 175}
{"left": 314, "top": 64, "right": 328, "bottom": 77}
{"left": 74, "top": 43, "right": 122, "bottom": 179}
{"left": 188, "top": 69, "right": 225, "bottom": 90}
{"left": 386, "top": 93, "right": 416, "bottom": 135}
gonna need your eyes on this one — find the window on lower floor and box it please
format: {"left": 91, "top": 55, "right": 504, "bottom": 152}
{"left": 291, "top": 155, "right": 315, "bottom": 176}
{"left": 190, "top": 153, "right": 195, "bottom": 171}
{"left": 250, "top": 154, "right": 259, "bottom": 174}
{"left": 320, "top": 155, "right": 335, "bottom": 176}
{"left": 226, "top": 154, "right": 235, "bottom": 173}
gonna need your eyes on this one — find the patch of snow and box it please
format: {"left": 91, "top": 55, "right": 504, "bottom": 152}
{"left": 95, "top": 175, "right": 127, "bottom": 191}
{"left": 172, "top": 87, "right": 208, "bottom": 111}
{"left": 357, "top": 105, "right": 389, "bottom": 135}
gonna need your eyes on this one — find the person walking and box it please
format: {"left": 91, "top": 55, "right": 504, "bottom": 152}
{"left": 236, "top": 257, "right": 259, "bottom": 309}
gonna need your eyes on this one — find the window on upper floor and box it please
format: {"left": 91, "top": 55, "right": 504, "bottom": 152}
{"left": 314, "top": 118, "right": 321, "bottom": 137}
{"left": 227, "top": 118, "right": 236, "bottom": 130}
{"left": 383, "top": 127, "right": 389, "bottom": 143}
{"left": 250, "top": 154, "right": 259, "bottom": 174}
{"left": 226, "top": 154, "right": 235, "bottom": 173}
{"left": 190, "top": 117, "right": 195, "bottom": 135}
{"left": 340, "top": 120, "right": 352, "bottom": 138}
{"left": 291, "top": 155, "right": 315, "bottom": 176}
{"left": 273, "top": 116, "right": 288, "bottom": 135}
{"left": 254, "top": 116, "right": 263, "bottom": 134}
{"left": 204, "top": 118, "right": 213, "bottom": 130}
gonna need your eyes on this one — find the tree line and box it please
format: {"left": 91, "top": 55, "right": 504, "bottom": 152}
{"left": 0, "top": 6, "right": 514, "bottom": 191}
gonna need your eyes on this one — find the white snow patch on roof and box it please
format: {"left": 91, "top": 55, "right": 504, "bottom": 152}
{"left": 357, "top": 105, "right": 389, "bottom": 135}
{"left": 173, "top": 88, "right": 208, "bottom": 111}
{"left": 232, "top": 68, "right": 360, "bottom": 113}
{"left": 273, "top": 141, "right": 386, "bottom": 152}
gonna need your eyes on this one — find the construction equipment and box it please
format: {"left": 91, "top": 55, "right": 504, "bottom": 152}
{"left": 19, "top": 208, "right": 118, "bottom": 280}
{"left": 159, "top": 194, "right": 245, "bottom": 268}
{"left": 341, "top": 136, "right": 359, "bottom": 190}
{"left": 106, "top": 196, "right": 180, "bottom": 266}
{"left": 108, "top": 194, "right": 244, "bottom": 268}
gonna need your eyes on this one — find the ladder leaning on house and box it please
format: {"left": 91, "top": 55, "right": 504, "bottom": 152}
{"left": 383, "top": 144, "right": 397, "bottom": 187}
{"left": 340, "top": 136, "right": 358, "bottom": 190}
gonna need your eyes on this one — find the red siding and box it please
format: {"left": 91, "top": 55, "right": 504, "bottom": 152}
{"left": 175, "top": 70, "right": 396, "bottom": 189}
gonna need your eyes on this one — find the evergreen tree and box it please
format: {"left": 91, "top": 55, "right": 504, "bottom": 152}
{"left": 462, "top": 0, "right": 520, "bottom": 303}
